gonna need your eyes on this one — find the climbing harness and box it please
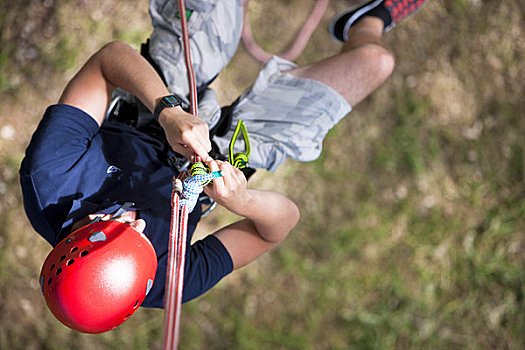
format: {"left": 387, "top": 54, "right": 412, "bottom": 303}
{"left": 241, "top": 0, "right": 329, "bottom": 63}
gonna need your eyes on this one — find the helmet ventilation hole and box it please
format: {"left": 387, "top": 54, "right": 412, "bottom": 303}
{"left": 50, "top": 264, "right": 55, "bottom": 271}
{"left": 70, "top": 247, "right": 78, "bottom": 254}
{"left": 59, "top": 255, "right": 66, "bottom": 262}
{"left": 66, "top": 259, "right": 75, "bottom": 266}
{"left": 124, "top": 314, "right": 131, "bottom": 320}
{"left": 65, "top": 238, "right": 72, "bottom": 244}
{"left": 80, "top": 250, "right": 89, "bottom": 257}
{"left": 56, "top": 268, "right": 62, "bottom": 276}
{"left": 48, "top": 277, "right": 53, "bottom": 286}
{"left": 133, "top": 300, "right": 139, "bottom": 309}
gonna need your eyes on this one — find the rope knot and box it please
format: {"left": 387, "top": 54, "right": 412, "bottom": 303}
{"left": 177, "top": 170, "right": 223, "bottom": 211}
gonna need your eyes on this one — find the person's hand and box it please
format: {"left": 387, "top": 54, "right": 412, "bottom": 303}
{"left": 158, "top": 106, "right": 212, "bottom": 161}
{"left": 203, "top": 160, "right": 250, "bottom": 213}
{"left": 71, "top": 211, "right": 146, "bottom": 233}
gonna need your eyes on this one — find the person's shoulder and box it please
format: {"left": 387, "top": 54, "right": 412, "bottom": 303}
{"left": 27, "top": 104, "right": 100, "bottom": 141}
{"left": 44, "top": 104, "right": 99, "bottom": 130}
{"left": 20, "top": 104, "right": 100, "bottom": 176}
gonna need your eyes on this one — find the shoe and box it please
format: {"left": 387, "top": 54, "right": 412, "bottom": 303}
{"left": 328, "top": 0, "right": 429, "bottom": 42}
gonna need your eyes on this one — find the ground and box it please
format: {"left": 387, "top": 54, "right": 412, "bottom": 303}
{"left": 1, "top": 0, "right": 524, "bottom": 349}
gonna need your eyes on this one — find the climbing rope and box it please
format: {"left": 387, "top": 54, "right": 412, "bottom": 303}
{"left": 241, "top": 0, "right": 329, "bottom": 63}
{"left": 162, "top": 0, "right": 203, "bottom": 349}
{"left": 163, "top": 181, "right": 183, "bottom": 350}
{"left": 180, "top": 171, "right": 223, "bottom": 211}
{"left": 163, "top": 1, "right": 254, "bottom": 348}
{"left": 179, "top": 1, "right": 198, "bottom": 117}
{"left": 163, "top": 170, "right": 222, "bottom": 350}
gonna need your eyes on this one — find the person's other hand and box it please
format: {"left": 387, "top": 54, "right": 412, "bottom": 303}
{"left": 71, "top": 211, "right": 146, "bottom": 233}
{"left": 203, "top": 160, "right": 249, "bottom": 213}
{"left": 158, "top": 106, "right": 212, "bottom": 161}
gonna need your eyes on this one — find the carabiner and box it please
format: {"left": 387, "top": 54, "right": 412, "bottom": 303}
{"left": 229, "top": 120, "right": 251, "bottom": 169}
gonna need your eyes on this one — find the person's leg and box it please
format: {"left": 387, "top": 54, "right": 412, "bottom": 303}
{"left": 289, "top": 0, "right": 430, "bottom": 106}
{"left": 288, "top": 16, "right": 394, "bottom": 107}
{"left": 213, "top": 17, "right": 394, "bottom": 171}
{"left": 214, "top": 1, "right": 430, "bottom": 171}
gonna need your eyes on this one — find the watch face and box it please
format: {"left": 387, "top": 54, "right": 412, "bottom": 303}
{"left": 163, "top": 95, "right": 180, "bottom": 106}
{"left": 154, "top": 95, "right": 182, "bottom": 120}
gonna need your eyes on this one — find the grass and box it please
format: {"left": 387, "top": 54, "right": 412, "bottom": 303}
{"left": 1, "top": 0, "right": 525, "bottom": 349}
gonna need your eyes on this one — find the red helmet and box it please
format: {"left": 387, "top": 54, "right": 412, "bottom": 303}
{"left": 39, "top": 220, "right": 157, "bottom": 333}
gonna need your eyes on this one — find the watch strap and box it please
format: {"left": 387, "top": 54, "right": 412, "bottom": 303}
{"left": 153, "top": 94, "right": 183, "bottom": 121}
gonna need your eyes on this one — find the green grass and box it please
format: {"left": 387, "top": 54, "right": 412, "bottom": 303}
{"left": 0, "top": 47, "right": 11, "bottom": 93}
{"left": 1, "top": 0, "right": 525, "bottom": 349}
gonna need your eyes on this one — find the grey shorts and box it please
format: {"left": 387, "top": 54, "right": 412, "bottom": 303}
{"left": 148, "top": 0, "right": 352, "bottom": 171}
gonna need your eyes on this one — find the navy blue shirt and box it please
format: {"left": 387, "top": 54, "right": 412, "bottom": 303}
{"left": 20, "top": 104, "right": 233, "bottom": 307}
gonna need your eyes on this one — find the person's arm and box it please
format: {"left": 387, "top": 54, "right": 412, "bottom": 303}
{"left": 203, "top": 160, "right": 300, "bottom": 269}
{"left": 58, "top": 41, "right": 211, "bottom": 161}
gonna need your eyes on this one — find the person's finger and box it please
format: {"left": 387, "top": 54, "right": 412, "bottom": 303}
{"left": 172, "top": 143, "right": 194, "bottom": 161}
{"left": 130, "top": 219, "right": 146, "bottom": 233}
{"left": 217, "top": 161, "right": 237, "bottom": 189}
{"left": 202, "top": 185, "right": 212, "bottom": 196}
{"left": 87, "top": 214, "right": 100, "bottom": 221}
{"left": 173, "top": 139, "right": 206, "bottom": 161}
{"left": 193, "top": 143, "right": 211, "bottom": 162}
{"left": 198, "top": 128, "right": 212, "bottom": 152}
{"left": 232, "top": 166, "right": 246, "bottom": 183}
{"left": 207, "top": 160, "right": 224, "bottom": 190}
{"left": 179, "top": 121, "right": 211, "bottom": 161}
{"left": 208, "top": 159, "right": 220, "bottom": 172}
{"left": 181, "top": 136, "right": 210, "bottom": 162}
{"left": 195, "top": 129, "right": 212, "bottom": 160}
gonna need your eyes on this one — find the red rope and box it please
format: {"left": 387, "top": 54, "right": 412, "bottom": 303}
{"left": 163, "top": 180, "right": 191, "bottom": 349}
{"left": 178, "top": 0, "right": 198, "bottom": 118}
{"left": 163, "top": 0, "right": 324, "bottom": 347}
{"left": 163, "top": 187, "right": 180, "bottom": 348}
{"left": 162, "top": 0, "right": 200, "bottom": 348}
{"left": 241, "top": 0, "right": 329, "bottom": 63}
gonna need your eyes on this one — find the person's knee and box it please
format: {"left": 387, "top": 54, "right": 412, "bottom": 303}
{"left": 363, "top": 43, "right": 395, "bottom": 83}
{"left": 379, "top": 47, "right": 395, "bottom": 81}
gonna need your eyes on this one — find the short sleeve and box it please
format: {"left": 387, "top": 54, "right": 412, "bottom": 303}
{"left": 19, "top": 104, "right": 100, "bottom": 245}
{"left": 182, "top": 235, "right": 234, "bottom": 303}
{"left": 20, "top": 104, "right": 99, "bottom": 175}
{"left": 141, "top": 233, "right": 234, "bottom": 308}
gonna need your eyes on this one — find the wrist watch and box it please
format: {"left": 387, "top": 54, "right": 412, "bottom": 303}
{"left": 153, "top": 94, "right": 183, "bottom": 121}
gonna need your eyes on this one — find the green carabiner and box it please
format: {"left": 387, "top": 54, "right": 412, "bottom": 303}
{"left": 229, "top": 120, "right": 251, "bottom": 169}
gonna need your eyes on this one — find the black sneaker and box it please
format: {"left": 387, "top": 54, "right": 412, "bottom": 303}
{"left": 328, "top": 0, "right": 429, "bottom": 42}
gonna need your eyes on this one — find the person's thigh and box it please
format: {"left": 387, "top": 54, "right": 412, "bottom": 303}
{"left": 148, "top": 0, "right": 243, "bottom": 100}
{"left": 214, "top": 56, "right": 353, "bottom": 172}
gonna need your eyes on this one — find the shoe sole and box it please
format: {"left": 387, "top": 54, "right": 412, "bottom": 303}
{"left": 328, "top": 0, "right": 384, "bottom": 42}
